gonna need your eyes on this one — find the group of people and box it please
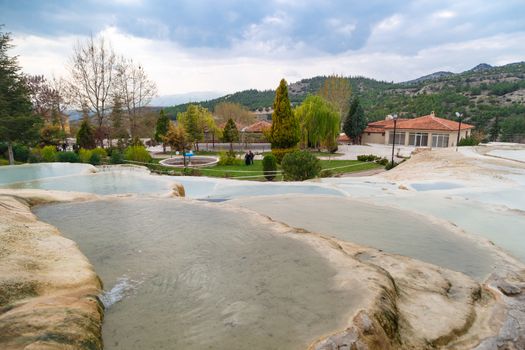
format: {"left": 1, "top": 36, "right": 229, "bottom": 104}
{"left": 244, "top": 150, "right": 255, "bottom": 165}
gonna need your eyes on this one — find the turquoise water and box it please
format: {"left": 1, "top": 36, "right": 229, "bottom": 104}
{"left": 411, "top": 182, "right": 464, "bottom": 191}
{"left": 4, "top": 171, "right": 174, "bottom": 195}
{"left": 231, "top": 196, "right": 497, "bottom": 280}
{"left": 0, "top": 163, "right": 94, "bottom": 185}
{"left": 35, "top": 199, "right": 361, "bottom": 350}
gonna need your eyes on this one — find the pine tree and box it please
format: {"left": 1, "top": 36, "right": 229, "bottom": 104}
{"left": 76, "top": 119, "right": 96, "bottom": 149}
{"left": 489, "top": 115, "right": 500, "bottom": 142}
{"left": 0, "top": 29, "right": 40, "bottom": 164}
{"left": 110, "top": 95, "right": 128, "bottom": 146}
{"left": 343, "top": 97, "right": 367, "bottom": 144}
{"left": 155, "top": 109, "right": 170, "bottom": 152}
{"left": 269, "top": 79, "right": 299, "bottom": 161}
{"left": 222, "top": 118, "right": 239, "bottom": 152}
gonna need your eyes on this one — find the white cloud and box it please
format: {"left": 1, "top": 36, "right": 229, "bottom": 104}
{"left": 11, "top": 26, "right": 525, "bottom": 98}
{"left": 433, "top": 10, "right": 457, "bottom": 19}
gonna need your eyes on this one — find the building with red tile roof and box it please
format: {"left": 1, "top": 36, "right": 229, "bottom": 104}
{"left": 241, "top": 120, "right": 272, "bottom": 133}
{"left": 359, "top": 112, "right": 474, "bottom": 148}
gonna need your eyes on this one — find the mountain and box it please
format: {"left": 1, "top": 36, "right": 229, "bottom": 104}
{"left": 151, "top": 91, "right": 225, "bottom": 107}
{"left": 468, "top": 63, "right": 492, "bottom": 72}
{"left": 164, "top": 62, "right": 525, "bottom": 136}
{"left": 404, "top": 71, "right": 454, "bottom": 85}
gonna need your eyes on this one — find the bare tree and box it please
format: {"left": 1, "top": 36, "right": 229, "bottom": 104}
{"left": 115, "top": 57, "right": 157, "bottom": 138}
{"left": 67, "top": 35, "right": 116, "bottom": 145}
{"left": 317, "top": 75, "right": 352, "bottom": 127}
{"left": 26, "top": 75, "right": 70, "bottom": 135}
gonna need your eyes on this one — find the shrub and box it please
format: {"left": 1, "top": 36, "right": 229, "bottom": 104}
{"left": 29, "top": 148, "right": 42, "bottom": 163}
{"left": 110, "top": 150, "right": 124, "bottom": 164}
{"left": 262, "top": 153, "right": 278, "bottom": 181}
{"left": 183, "top": 167, "right": 202, "bottom": 176}
{"left": 56, "top": 151, "right": 80, "bottom": 163}
{"left": 357, "top": 154, "right": 380, "bottom": 162}
{"left": 458, "top": 136, "right": 480, "bottom": 146}
{"left": 41, "top": 146, "right": 57, "bottom": 162}
{"left": 271, "top": 147, "right": 296, "bottom": 163}
{"left": 320, "top": 169, "right": 334, "bottom": 178}
{"left": 0, "top": 158, "right": 9, "bottom": 166}
{"left": 385, "top": 161, "right": 398, "bottom": 170}
{"left": 124, "top": 145, "right": 152, "bottom": 163}
{"left": 281, "top": 151, "right": 321, "bottom": 181}
{"left": 79, "top": 149, "right": 93, "bottom": 163}
{"left": 13, "top": 144, "right": 30, "bottom": 162}
{"left": 91, "top": 147, "right": 108, "bottom": 160}
{"left": 88, "top": 153, "right": 101, "bottom": 165}
{"left": 218, "top": 151, "right": 240, "bottom": 165}
{"left": 375, "top": 157, "right": 389, "bottom": 166}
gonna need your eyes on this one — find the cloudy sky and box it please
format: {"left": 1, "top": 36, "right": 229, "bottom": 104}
{"left": 1, "top": 0, "right": 525, "bottom": 98}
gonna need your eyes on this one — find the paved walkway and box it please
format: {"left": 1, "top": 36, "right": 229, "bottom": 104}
{"left": 321, "top": 144, "right": 416, "bottom": 161}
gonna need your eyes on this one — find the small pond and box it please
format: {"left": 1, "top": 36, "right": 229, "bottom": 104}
{"left": 35, "top": 199, "right": 361, "bottom": 350}
{"left": 0, "top": 163, "right": 95, "bottom": 185}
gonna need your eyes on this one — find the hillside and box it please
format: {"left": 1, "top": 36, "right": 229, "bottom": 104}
{"left": 164, "top": 62, "right": 525, "bottom": 138}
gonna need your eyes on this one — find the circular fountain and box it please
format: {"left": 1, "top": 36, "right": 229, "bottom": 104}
{"left": 159, "top": 155, "right": 219, "bottom": 168}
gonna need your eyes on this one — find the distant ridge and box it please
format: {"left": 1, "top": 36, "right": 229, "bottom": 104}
{"left": 404, "top": 71, "right": 454, "bottom": 85}
{"left": 159, "top": 61, "right": 525, "bottom": 134}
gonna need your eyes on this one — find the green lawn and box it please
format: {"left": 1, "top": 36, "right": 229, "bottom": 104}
{"left": 147, "top": 158, "right": 381, "bottom": 180}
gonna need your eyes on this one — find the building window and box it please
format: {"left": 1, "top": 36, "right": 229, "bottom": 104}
{"left": 408, "top": 132, "right": 429, "bottom": 147}
{"left": 388, "top": 132, "right": 405, "bottom": 145}
{"left": 432, "top": 133, "right": 449, "bottom": 148}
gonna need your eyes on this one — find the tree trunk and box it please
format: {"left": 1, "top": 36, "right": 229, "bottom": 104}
{"left": 163, "top": 143, "right": 166, "bottom": 153}
{"left": 7, "top": 142, "right": 15, "bottom": 165}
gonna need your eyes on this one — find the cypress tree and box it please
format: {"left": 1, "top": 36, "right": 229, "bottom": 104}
{"left": 76, "top": 119, "right": 96, "bottom": 149}
{"left": 269, "top": 79, "right": 299, "bottom": 161}
{"left": 155, "top": 109, "right": 170, "bottom": 152}
{"left": 222, "top": 117, "right": 239, "bottom": 152}
{"left": 343, "top": 97, "right": 367, "bottom": 144}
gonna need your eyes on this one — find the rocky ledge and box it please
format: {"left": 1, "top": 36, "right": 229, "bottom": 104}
{"left": 0, "top": 192, "right": 103, "bottom": 350}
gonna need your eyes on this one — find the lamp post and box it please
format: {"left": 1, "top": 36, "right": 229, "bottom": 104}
{"left": 455, "top": 112, "right": 463, "bottom": 152}
{"left": 390, "top": 114, "right": 398, "bottom": 165}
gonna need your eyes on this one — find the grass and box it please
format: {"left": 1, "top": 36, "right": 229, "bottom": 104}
{"left": 146, "top": 157, "right": 381, "bottom": 180}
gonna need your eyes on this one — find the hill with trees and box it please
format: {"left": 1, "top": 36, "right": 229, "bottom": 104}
{"left": 164, "top": 62, "right": 525, "bottom": 141}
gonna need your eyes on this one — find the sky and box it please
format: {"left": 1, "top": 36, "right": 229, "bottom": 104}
{"left": 1, "top": 0, "right": 525, "bottom": 99}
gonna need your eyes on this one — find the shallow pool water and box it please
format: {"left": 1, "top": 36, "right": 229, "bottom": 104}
{"left": 487, "top": 149, "right": 525, "bottom": 162}
{"left": 0, "top": 163, "right": 95, "bottom": 185}
{"left": 372, "top": 194, "right": 525, "bottom": 263}
{"left": 230, "top": 195, "right": 498, "bottom": 280}
{"left": 410, "top": 182, "right": 464, "bottom": 191}
{"left": 4, "top": 171, "right": 175, "bottom": 195}
{"left": 35, "top": 199, "right": 361, "bottom": 350}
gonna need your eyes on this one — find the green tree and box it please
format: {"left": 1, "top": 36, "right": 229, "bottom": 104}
{"left": 164, "top": 123, "right": 189, "bottom": 153}
{"left": 177, "top": 104, "right": 215, "bottom": 150}
{"left": 110, "top": 95, "right": 128, "bottom": 145}
{"left": 40, "top": 124, "right": 65, "bottom": 146}
{"left": 268, "top": 79, "right": 300, "bottom": 162}
{"left": 222, "top": 117, "right": 239, "bottom": 152}
{"left": 295, "top": 95, "right": 340, "bottom": 152}
{"left": 155, "top": 109, "right": 170, "bottom": 152}
{"left": 501, "top": 116, "right": 525, "bottom": 142}
{"left": 489, "top": 115, "right": 500, "bottom": 142}
{"left": 0, "top": 29, "right": 40, "bottom": 164}
{"left": 76, "top": 119, "right": 96, "bottom": 149}
{"left": 343, "top": 97, "right": 367, "bottom": 144}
